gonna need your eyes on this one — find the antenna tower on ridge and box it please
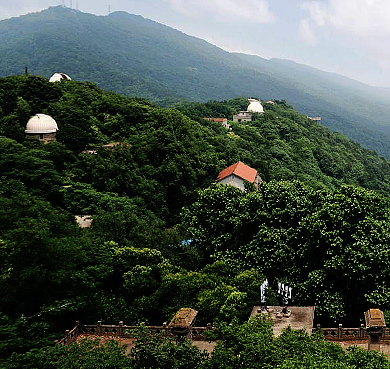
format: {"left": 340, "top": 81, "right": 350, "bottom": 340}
{"left": 108, "top": 5, "right": 111, "bottom": 14}
{"left": 70, "top": 0, "right": 72, "bottom": 8}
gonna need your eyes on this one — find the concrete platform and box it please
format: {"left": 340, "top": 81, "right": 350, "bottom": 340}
{"left": 251, "top": 306, "right": 315, "bottom": 337}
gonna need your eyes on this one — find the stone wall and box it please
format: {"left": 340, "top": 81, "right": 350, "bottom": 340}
{"left": 57, "top": 321, "right": 215, "bottom": 346}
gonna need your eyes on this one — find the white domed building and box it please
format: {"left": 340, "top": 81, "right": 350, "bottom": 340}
{"left": 247, "top": 98, "right": 264, "bottom": 113}
{"left": 49, "top": 73, "right": 71, "bottom": 82}
{"left": 233, "top": 98, "right": 264, "bottom": 122}
{"left": 25, "top": 114, "right": 59, "bottom": 143}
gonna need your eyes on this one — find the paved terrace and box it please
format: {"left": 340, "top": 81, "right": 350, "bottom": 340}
{"left": 251, "top": 306, "right": 316, "bottom": 337}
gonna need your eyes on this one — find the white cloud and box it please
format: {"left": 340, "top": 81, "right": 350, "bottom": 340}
{"left": 164, "top": 0, "right": 276, "bottom": 23}
{"left": 301, "top": 0, "right": 390, "bottom": 35}
{"left": 299, "top": 0, "right": 390, "bottom": 80}
{"left": 300, "top": 2, "right": 327, "bottom": 27}
{"left": 298, "top": 19, "right": 317, "bottom": 46}
{"left": 0, "top": 3, "right": 45, "bottom": 20}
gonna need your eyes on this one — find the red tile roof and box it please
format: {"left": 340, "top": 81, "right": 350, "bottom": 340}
{"left": 216, "top": 161, "right": 258, "bottom": 183}
{"left": 203, "top": 117, "right": 227, "bottom": 122}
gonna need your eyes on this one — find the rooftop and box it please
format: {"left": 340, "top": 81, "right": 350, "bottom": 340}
{"left": 169, "top": 308, "right": 198, "bottom": 328}
{"left": 216, "top": 161, "right": 258, "bottom": 183}
{"left": 49, "top": 72, "right": 72, "bottom": 82}
{"left": 25, "top": 113, "right": 59, "bottom": 134}
{"left": 203, "top": 117, "right": 227, "bottom": 122}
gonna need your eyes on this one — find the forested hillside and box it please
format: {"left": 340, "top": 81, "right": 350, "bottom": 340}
{"left": 2, "top": 75, "right": 390, "bottom": 367}
{"left": 3, "top": 6, "right": 390, "bottom": 158}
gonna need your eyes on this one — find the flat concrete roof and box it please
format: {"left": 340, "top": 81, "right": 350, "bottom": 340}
{"left": 251, "top": 306, "right": 315, "bottom": 337}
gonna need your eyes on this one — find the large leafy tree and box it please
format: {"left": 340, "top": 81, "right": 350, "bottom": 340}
{"left": 182, "top": 182, "right": 390, "bottom": 322}
{"left": 0, "top": 191, "right": 84, "bottom": 317}
{"left": 295, "top": 186, "right": 390, "bottom": 320}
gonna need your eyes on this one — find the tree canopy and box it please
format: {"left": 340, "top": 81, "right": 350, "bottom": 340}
{"left": 2, "top": 74, "right": 390, "bottom": 365}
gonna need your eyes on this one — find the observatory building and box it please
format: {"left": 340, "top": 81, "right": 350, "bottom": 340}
{"left": 49, "top": 73, "right": 72, "bottom": 82}
{"left": 25, "top": 114, "right": 59, "bottom": 143}
{"left": 232, "top": 111, "right": 252, "bottom": 123}
{"left": 233, "top": 98, "right": 264, "bottom": 122}
{"left": 247, "top": 98, "right": 264, "bottom": 113}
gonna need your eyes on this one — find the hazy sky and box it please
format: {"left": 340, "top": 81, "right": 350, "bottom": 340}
{"left": 1, "top": 0, "right": 390, "bottom": 87}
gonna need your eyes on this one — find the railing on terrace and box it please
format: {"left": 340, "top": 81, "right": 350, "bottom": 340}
{"left": 59, "top": 321, "right": 390, "bottom": 346}
{"left": 311, "top": 324, "right": 390, "bottom": 341}
{"left": 57, "top": 321, "right": 215, "bottom": 346}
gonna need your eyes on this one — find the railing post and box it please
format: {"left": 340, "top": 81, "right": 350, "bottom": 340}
{"left": 338, "top": 324, "right": 343, "bottom": 339}
{"left": 359, "top": 324, "right": 365, "bottom": 339}
{"left": 118, "top": 321, "right": 124, "bottom": 336}
{"left": 381, "top": 327, "right": 387, "bottom": 339}
{"left": 97, "top": 321, "right": 102, "bottom": 335}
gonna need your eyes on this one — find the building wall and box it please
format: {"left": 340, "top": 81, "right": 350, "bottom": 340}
{"left": 254, "top": 175, "right": 262, "bottom": 187}
{"left": 26, "top": 132, "right": 57, "bottom": 143}
{"left": 233, "top": 112, "right": 252, "bottom": 123}
{"left": 217, "top": 174, "right": 245, "bottom": 191}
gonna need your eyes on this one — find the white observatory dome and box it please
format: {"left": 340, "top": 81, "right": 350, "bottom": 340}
{"left": 49, "top": 73, "right": 72, "bottom": 82}
{"left": 25, "top": 114, "right": 59, "bottom": 134}
{"left": 247, "top": 98, "right": 264, "bottom": 113}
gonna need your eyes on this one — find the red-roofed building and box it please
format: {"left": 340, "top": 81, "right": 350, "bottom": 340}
{"left": 203, "top": 117, "right": 231, "bottom": 130}
{"left": 216, "top": 161, "right": 262, "bottom": 190}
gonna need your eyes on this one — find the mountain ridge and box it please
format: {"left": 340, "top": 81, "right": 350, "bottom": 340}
{"left": 2, "top": 6, "right": 390, "bottom": 157}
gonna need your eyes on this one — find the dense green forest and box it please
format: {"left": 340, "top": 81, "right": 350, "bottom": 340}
{"left": 3, "top": 6, "right": 390, "bottom": 159}
{"left": 2, "top": 74, "right": 390, "bottom": 367}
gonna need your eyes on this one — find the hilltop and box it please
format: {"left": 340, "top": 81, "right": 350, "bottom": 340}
{"left": 2, "top": 75, "right": 390, "bottom": 366}
{"left": 2, "top": 75, "right": 390, "bottom": 206}
{"left": 2, "top": 7, "right": 390, "bottom": 158}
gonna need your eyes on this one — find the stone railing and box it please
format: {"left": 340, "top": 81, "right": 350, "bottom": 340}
{"left": 58, "top": 321, "right": 390, "bottom": 346}
{"left": 57, "top": 322, "right": 80, "bottom": 346}
{"left": 190, "top": 325, "right": 215, "bottom": 341}
{"left": 311, "top": 324, "right": 390, "bottom": 341}
{"left": 57, "top": 321, "right": 215, "bottom": 346}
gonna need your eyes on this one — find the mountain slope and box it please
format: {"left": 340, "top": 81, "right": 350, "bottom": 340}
{"left": 2, "top": 6, "right": 390, "bottom": 157}
{"left": 2, "top": 75, "right": 390, "bottom": 201}
{"left": 2, "top": 75, "right": 390, "bottom": 332}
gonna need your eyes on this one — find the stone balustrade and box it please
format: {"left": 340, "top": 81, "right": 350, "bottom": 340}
{"left": 312, "top": 324, "right": 390, "bottom": 341}
{"left": 59, "top": 321, "right": 390, "bottom": 346}
{"left": 58, "top": 322, "right": 80, "bottom": 346}
{"left": 57, "top": 321, "right": 215, "bottom": 346}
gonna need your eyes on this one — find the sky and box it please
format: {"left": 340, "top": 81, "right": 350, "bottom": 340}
{"left": 1, "top": 0, "right": 390, "bottom": 87}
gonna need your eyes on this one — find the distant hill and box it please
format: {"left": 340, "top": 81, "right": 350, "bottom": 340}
{"left": 2, "top": 75, "right": 390, "bottom": 330}
{"left": 2, "top": 75, "right": 390, "bottom": 204}
{"left": 2, "top": 6, "right": 390, "bottom": 158}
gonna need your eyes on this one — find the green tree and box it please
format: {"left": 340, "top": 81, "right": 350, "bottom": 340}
{"left": 130, "top": 325, "right": 207, "bottom": 369}
{"left": 182, "top": 182, "right": 390, "bottom": 322}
